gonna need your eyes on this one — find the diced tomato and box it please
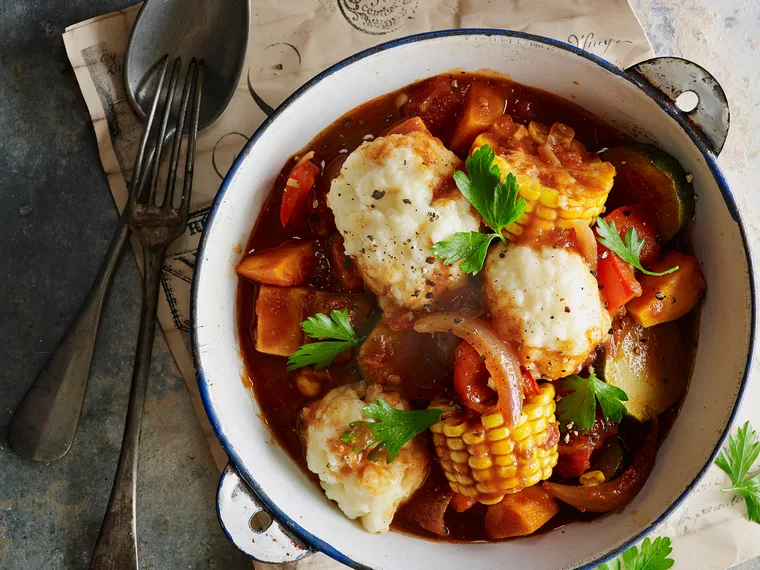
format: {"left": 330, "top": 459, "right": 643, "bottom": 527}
{"left": 596, "top": 252, "right": 642, "bottom": 315}
{"left": 453, "top": 341, "right": 496, "bottom": 413}
{"left": 405, "top": 76, "right": 462, "bottom": 134}
{"left": 326, "top": 233, "right": 364, "bottom": 293}
{"left": 280, "top": 158, "right": 320, "bottom": 227}
{"left": 555, "top": 419, "right": 619, "bottom": 479}
{"left": 603, "top": 206, "right": 660, "bottom": 268}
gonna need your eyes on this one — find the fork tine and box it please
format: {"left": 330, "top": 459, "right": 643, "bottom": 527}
{"left": 179, "top": 60, "right": 204, "bottom": 219}
{"left": 147, "top": 57, "right": 182, "bottom": 206}
{"left": 129, "top": 56, "right": 169, "bottom": 203}
{"left": 164, "top": 58, "right": 196, "bottom": 211}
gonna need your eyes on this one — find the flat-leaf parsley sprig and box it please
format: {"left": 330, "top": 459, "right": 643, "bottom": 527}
{"left": 341, "top": 399, "right": 444, "bottom": 463}
{"left": 431, "top": 145, "right": 526, "bottom": 274}
{"left": 598, "top": 536, "right": 674, "bottom": 570}
{"left": 596, "top": 217, "right": 678, "bottom": 276}
{"left": 287, "top": 309, "right": 364, "bottom": 371}
{"left": 557, "top": 373, "right": 629, "bottom": 432}
{"left": 715, "top": 421, "right": 760, "bottom": 524}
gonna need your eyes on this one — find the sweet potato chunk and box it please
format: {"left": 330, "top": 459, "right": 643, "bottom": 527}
{"left": 450, "top": 81, "right": 506, "bottom": 154}
{"left": 237, "top": 241, "right": 316, "bottom": 287}
{"left": 484, "top": 486, "right": 559, "bottom": 539}
{"left": 385, "top": 117, "right": 431, "bottom": 136}
{"left": 626, "top": 250, "right": 706, "bottom": 327}
{"left": 254, "top": 286, "right": 310, "bottom": 356}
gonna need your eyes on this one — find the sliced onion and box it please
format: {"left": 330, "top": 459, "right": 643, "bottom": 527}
{"left": 543, "top": 416, "right": 659, "bottom": 513}
{"left": 414, "top": 313, "right": 523, "bottom": 427}
{"left": 571, "top": 219, "right": 598, "bottom": 271}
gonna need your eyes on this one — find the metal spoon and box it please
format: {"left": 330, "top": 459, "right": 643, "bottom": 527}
{"left": 8, "top": 0, "right": 249, "bottom": 463}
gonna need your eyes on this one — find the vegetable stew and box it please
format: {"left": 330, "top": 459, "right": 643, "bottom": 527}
{"left": 236, "top": 72, "right": 703, "bottom": 541}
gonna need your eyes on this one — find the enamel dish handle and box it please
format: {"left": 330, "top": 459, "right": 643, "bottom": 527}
{"left": 217, "top": 464, "right": 313, "bottom": 564}
{"left": 626, "top": 56, "right": 730, "bottom": 155}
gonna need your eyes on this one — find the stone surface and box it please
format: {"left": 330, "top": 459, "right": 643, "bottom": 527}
{"left": 0, "top": 0, "right": 758, "bottom": 569}
{"left": 0, "top": 1, "right": 249, "bottom": 568}
{"left": 632, "top": 4, "right": 759, "bottom": 567}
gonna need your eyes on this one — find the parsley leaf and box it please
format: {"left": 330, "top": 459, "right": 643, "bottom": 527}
{"left": 558, "top": 373, "right": 628, "bottom": 432}
{"left": 287, "top": 310, "right": 364, "bottom": 371}
{"left": 599, "top": 536, "right": 674, "bottom": 570}
{"left": 341, "top": 399, "right": 444, "bottom": 463}
{"left": 431, "top": 231, "right": 499, "bottom": 274}
{"left": 716, "top": 421, "right": 760, "bottom": 524}
{"left": 432, "top": 145, "right": 526, "bottom": 275}
{"left": 724, "top": 475, "right": 760, "bottom": 523}
{"left": 596, "top": 217, "right": 678, "bottom": 276}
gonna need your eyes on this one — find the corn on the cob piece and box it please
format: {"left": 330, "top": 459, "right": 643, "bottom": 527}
{"left": 430, "top": 383, "right": 559, "bottom": 505}
{"left": 471, "top": 116, "right": 615, "bottom": 239}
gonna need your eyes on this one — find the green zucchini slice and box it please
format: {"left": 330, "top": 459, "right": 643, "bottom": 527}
{"left": 603, "top": 143, "right": 695, "bottom": 242}
{"left": 600, "top": 317, "right": 689, "bottom": 421}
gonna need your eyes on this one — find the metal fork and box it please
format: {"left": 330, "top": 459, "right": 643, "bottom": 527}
{"left": 89, "top": 56, "right": 204, "bottom": 570}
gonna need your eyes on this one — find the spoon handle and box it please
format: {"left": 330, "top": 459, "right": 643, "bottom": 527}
{"left": 8, "top": 212, "right": 131, "bottom": 463}
{"left": 89, "top": 244, "right": 165, "bottom": 570}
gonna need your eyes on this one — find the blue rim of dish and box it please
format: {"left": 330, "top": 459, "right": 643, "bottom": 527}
{"left": 190, "top": 28, "right": 756, "bottom": 570}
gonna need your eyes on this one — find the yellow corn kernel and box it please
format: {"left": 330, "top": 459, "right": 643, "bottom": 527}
{"left": 531, "top": 417, "right": 548, "bottom": 434}
{"left": 446, "top": 437, "right": 466, "bottom": 451}
{"left": 443, "top": 422, "right": 468, "bottom": 437}
{"left": 469, "top": 455, "right": 494, "bottom": 470}
{"left": 481, "top": 412, "right": 504, "bottom": 429}
{"left": 430, "top": 383, "right": 559, "bottom": 505}
{"left": 511, "top": 421, "right": 532, "bottom": 442}
{"left": 462, "top": 427, "right": 486, "bottom": 445}
{"left": 486, "top": 427, "right": 509, "bottom": 442}
{"left": 538, "top": 189, "right": 560, "bottom": 208}
{"left": 580, "top": 470, "right": 606, "bottom": 487}
{"left": 449, "top": 451, "right": 469, "bottom": 464}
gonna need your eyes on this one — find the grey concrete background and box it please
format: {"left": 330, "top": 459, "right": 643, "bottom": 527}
{"left": 0, "top": 0, "right": 756, "bottom": 569}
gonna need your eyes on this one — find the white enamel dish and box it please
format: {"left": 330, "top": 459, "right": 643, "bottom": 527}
{"left": 192, "top": 30, "right": 755, "bottom": 570}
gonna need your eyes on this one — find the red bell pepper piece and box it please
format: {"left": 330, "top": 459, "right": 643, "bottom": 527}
{"left": 596, "top": 252, "right": 643, "bottom": 314}
{"left": 453, "top": 341, "right": 539, "bottom": 413}
{"left": 595, "top": 205, "right": 662, "bottom": 314}
{"left": 453, "top": 340, "right": 497, "bottom": 413}
{"left": 280, "top": 158, "right": 320, "bottom": 227}
{"left": 543, "top": 416, "right": 659, "bottom": 512}
{"left": 603, "top": 206, "right": 660, "bottom": 268}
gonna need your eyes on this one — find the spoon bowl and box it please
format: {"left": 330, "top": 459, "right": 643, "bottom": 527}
{"left": 125, "top": 0, "right": 249, "bottom": 128}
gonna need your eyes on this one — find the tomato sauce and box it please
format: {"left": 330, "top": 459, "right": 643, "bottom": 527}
{"left": 236, "top": 72, "right": 691, "bottom": 541}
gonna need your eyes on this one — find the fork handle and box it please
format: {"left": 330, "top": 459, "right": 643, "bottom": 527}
{"left": 89, "top": 244, "right": 167, "bottom": 570}
{"left": 8, "top": 212, "right": 131, "bottom": 463}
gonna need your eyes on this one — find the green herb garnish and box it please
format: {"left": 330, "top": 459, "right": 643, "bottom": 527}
{"left": 287, "top": 310, "right": 364, "bottom": 371}
{"left": 341, "top": 399, "right": 444, "bottom": 463}
{"left": 715, "top": 421, "right": 760, "bottom": 524}
{"left": 558, "top": 373, "right": 628, "bottom": 432}
{"left": 598, "top": 536, "right": 674, "bottom": 570}
{"left": 431, "top": 145, "right": 526, "bottom": 274}
{"left": 596, "top": 217, "right": 678, "bottom": 276}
